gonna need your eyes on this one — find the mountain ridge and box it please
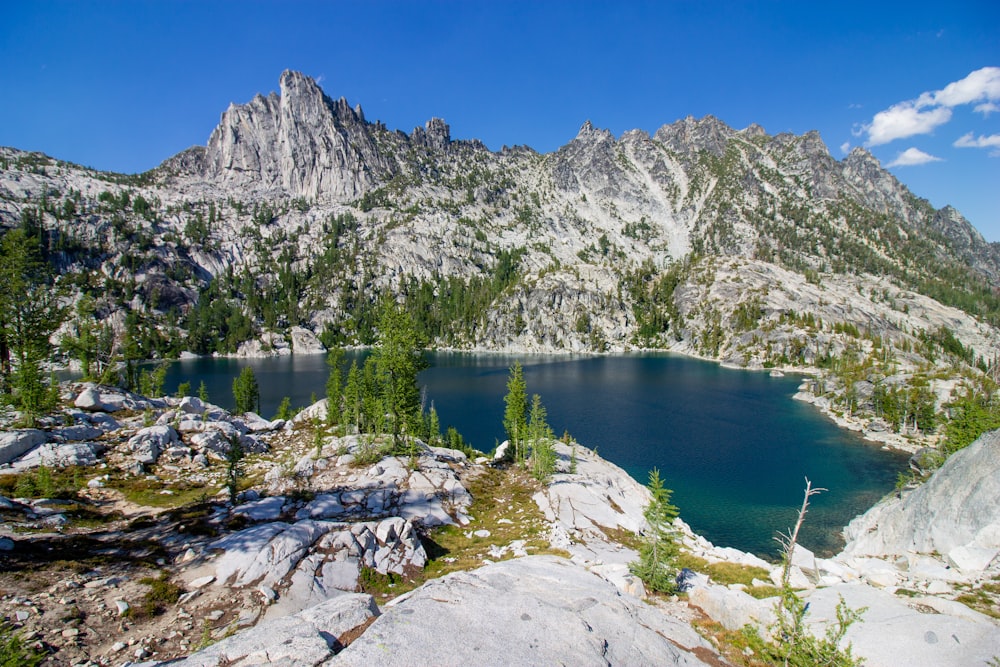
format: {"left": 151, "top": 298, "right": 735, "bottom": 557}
{"left": 2, "top": 70, "right": 999, "bottom": 451}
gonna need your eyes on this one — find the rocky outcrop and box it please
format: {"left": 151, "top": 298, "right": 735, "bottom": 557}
{"left": 327, "top": 556, "right": 713, "bottom": 666}
{"left": 0, "top": 430, "right": 47, "bottom": 465}
{"left": 842, "top": 429, "right": 1000, "bottom": 573}
{"left": 146, "top": 593, "right": 379, "bottom": 667}
{"left": 206, "top": 517, "right": 426, "bottom": 619}
{"left": 803, "top": 582, "right": 1000, "bottom": 667}
{"left": 201, "top": 70, "right": 395, "bottom": 200}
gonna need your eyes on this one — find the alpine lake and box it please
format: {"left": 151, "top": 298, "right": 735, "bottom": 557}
{"left": 162, "top": 351, "right": 908, "bottom": 558}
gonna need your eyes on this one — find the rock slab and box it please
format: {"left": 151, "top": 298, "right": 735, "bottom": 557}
{"left": 326, "top": 555, "right": 713, "bottom": 666}
{"left": 842, "top": 429, "right": 1000, "bottom": 570}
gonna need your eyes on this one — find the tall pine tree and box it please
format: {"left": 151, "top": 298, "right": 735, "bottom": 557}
{"left": 503, "top": 362, "right": 528, "bottom": 463}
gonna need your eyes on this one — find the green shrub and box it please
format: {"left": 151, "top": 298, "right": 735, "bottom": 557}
{"left": 0, "top": 623, "right": 44, "bottom": 666}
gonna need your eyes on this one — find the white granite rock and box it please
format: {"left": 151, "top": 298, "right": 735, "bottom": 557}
{"left": 75, "top": 387, "right": 111, "bottom": 412}
{"left": 842, "top": 430, "right": 1000, "bottom": 569}
{"left": 52, "top": 423, "right": 104, "bottom": 442}
{"left": 0, "top": 429, "right": 48, "bottom": 465}
{"left": 178, "top": 396, "right": 207, "bottom": 415}
{"left": 533, "top": 440, "right": 649, "bottom": 538}
{"left": 327, "top": 556, "right": 713, "bottom": 666}
{"left": 156, "top": 593, "right": 378, "bottom": 666}
{"left": 802, "top": 582, "right": 1000, "bottom": 667}
{"left": 290, "top": 326, "right": 326, "bottom": 354}
{"left": 12, "top": 441, "right": 102, "bottom": 469}
{"left": 210, "top": 517, "right": 426, "bottom": 617}
{"left": 233, "top": 496, "right": 287, "bottom": 522}
{"left": 945, "top": 545, "right": 997, "bottom": 573}
{"left": 128, "top": 425, "right": 179, "bottom": 465}
{"left": 688, "top": 583, "right": 776, "bottom": 632}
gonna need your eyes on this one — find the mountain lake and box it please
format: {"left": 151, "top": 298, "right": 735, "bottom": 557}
{"left": 162, "top": 351, "right": 908, "bottom": 558}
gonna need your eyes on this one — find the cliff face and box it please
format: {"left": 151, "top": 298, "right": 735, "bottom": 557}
{"left": 200, "top": 70, "right": 394, "bottom": 200}
{"left": 842, "top": 429, "right": 1000, "bottom": 571}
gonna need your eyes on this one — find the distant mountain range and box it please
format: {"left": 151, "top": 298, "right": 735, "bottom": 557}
{"left": 2, "top": 70, "right": 998, "bottom": 392}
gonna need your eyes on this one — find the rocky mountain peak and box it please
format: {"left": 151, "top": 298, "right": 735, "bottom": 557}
{"left": 412, "top": 117, "right": 451, "bottom": 151}
{"left": 844, "top": 145, "right": 881, "bottom": 169}
{"left": 654, "top": 114, "right": 735, "bottom": 157}
{"left": 199, "top": 70, "right": 390, "bottom": 200}
{"left": 799, "top": 130, "right": 829, "bottom": 156}
{"left": 574, "top": 120, "right": 614, "bottom": 143}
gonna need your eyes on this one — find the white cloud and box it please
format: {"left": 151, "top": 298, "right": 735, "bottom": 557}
{"left": 887, "top": 147, "right": 943, "bottom": 167}
{"left": 954, "top": 132, "right": 1000, "bottom": 156}
{"left": 930, "top": 66, "right": 1000, "bottom": 107}
{"left": 865, "top": 102, "right": 951, "bottom": 146}
{"left": 974, "top": 101, "right": 999, "bottom": 116}
{"left": 839, "top": 141, "right": 851, "bottom": 154}
{"left": 861, "top": 66, "right": 1000, "bottom": 146}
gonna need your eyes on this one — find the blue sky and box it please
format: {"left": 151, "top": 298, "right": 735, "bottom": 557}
{"left": 2, "top": 1, "right": 998, "bottom": 239}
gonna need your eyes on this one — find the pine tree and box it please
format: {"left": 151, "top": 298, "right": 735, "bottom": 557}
{"left": 370, "top": 301, "right": 424, "bottom": 447}
{"left": 225, "top": 434, "right": 245, "bottom": 505}
{"left": 503, "top": 362, "right": 528, "bottom": 464}
{"left": 325, "top": 347, "right": 345, "bottom": 426}
{"left": 232, "top": 366, "right": 260, "bottom": 414}
{"left": 528, "top": 393, "right": 555, "bottom": 480}
{"left": 428, "top": 403, "right": 441, "bottom": 445}
{"left": 630, "top": 468, "right": 680, "bottom": 594}
{"left": 0, "top": 228, "right": 66, "bottom": 421}
{"left": 343, "top": 360, "right": 362, "bottom": 433}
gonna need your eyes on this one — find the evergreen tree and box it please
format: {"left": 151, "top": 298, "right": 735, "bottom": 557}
{"left": 274, "top": 396, "right": 292, "bottom": 420}
{"left": 428, "top": 404, "right": 441, "bottom": 445}
{"left": 942, "top": 387, "right": 1000, "bottom": 456}
{"left": 225, "top": 434, "right": 245, "bottom": 505}
{"left": 370, "top": 301, "right": 425, "bottom": 447}
{"left": 503, "top": 362, "right": 528, "bottom": 464}
{"left": 528, "top": 393, "right": 556, "bottom": 480}
{"left": 630, "top": 468, "right": 680, "bottom": 594}
{"left": 343, "top": 359, "right": 362, "bottom": 433}
{"left": 325, "top": 347, "right": 345, "bottom": 426}
{"left": 232, "top": 366, "right": 260, "bottom": 414}
{"left": 0, "top": 228, "right": 65, "bottom": 421}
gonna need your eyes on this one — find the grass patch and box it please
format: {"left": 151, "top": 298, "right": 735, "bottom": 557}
{"left": 107, "top": 475, "right": 215, "bottom": 508}
{"left": 137, "top": 572, "right": 185, "bottom": 617}
{"left": 597, "top": 524, "right": 643, "bottom": 551}
{"left": 0, "top": 622, "right": 45, "bottom": 666}
{"left": 677, "top": 552, "right": 772, "bottom": 587}
{"left": 0, "top": 465, "right": 97, "bottom": 500}
{"left": 358, "top": 566, "right": 402, "bottom": 596}
{"left": 418, "top": 466, "right": 565, "bottom": 583}
{"left": 745, "top": 584, "right": 782, "bottom": 599}
{"left": 690, "top": 615, "right": 773, "bottom": 667}
{"left": 954, "top": 577, "right": 1000, "bottom": 619}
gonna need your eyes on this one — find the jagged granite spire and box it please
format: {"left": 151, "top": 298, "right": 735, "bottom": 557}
{"left": 202, "top": 70, "right": 393, "bottom": 200}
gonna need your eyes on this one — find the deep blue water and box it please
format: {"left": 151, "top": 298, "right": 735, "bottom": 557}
{"left": 162, "top": 352, "right": 907, "bottom": 558}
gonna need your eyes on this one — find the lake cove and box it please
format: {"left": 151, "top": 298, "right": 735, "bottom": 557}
{"left": 163, "top": 351, "right": 908, "bottom": 557}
